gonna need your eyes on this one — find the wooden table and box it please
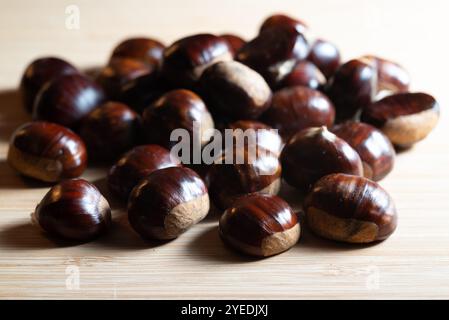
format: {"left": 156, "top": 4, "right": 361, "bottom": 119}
{"left": 1, "top": 0, "right": 449, "bottom": 299}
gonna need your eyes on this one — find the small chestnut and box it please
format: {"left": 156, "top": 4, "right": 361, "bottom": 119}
{"left": 361, "top": 92, "right": 439, "bottom": 147}
{"left": 79, "top": 102, "right": 142, "bottom": 161}
{"left": 33, "top": 74, "right": 105, "bottom": 129}
{"left": 199, "top": 60, "right": 272, "bottom": 120}
{"left": 128, "top": 166, "right": 209, "bottom": 240}
{"left": 332, "top": 121, "right": 395, "bottom": 181}
{"left": 32, "top": 179, "right": 111, "bottom": 241}
{"left": 259, "top": 13, "right": 308, "bottom": 34}
{"left": 108, "top": 144, "right": 181, "bottom": 201}
{"left": 307, "top": 39, "right": 341, "bottom": 79}
{"left": 220, "top": 34, "right": 246, "bottom": 56}
{"left": 280, "top": 126, "right": 363, "bottom": 192}
{"left": 304, "top": 173, "right": 397, "bottom": 243}
{"left": 219, "top": 194, "right": 300, "bottom": 257}
{"left": 20, "top": 57, "right": 79, "bottom": 113}
{"left": 110, "top": 37, "right": 165, "bottom": 67}
{"left": 7, "top": 121, "right": 87, "bottom": 182}
{"left": 277, "top": 60, "right": 326, "bottom": 90}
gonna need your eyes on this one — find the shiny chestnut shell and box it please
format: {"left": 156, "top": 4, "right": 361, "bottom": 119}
{"left": 220, "top": 34, "right": 246, "bottom": 56}
{"left": 304, "top": 173, "right": 397, "bottom": 243}
{"left": 332, "top": 121, "right": 395, "bottom": 181}
{"left": 278, "top": 60, "right": 326, "bottom": 90}
{"left": 7, "top": 121, "right": 87, "bottom": 182}
{"left": 32, "top": 179, "right": 111, "bottom": 241}
{"left": 307, "top": 39, "right": 341, "bottom": 79}
{"left": 259, "top": 13, "right": 308, "bottom": 34}
{"left": 110, "top": 37, "right": 165, "bottom": 67}
{"left": 280, "top": 126, "right": 363, "bottom": 191}
{"left": 219, "top": 194, "right": 300, "bottom": 257}
{"left": 128, "top": 166, "right": 209, "bottom": 240}
{"left": 33, "top": 74, "right": 105, "bottom": 128}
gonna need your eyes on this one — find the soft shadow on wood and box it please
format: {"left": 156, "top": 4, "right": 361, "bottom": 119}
{"left": 0, "top": 89, "right": 29, "bottom": 142}
{"left": 0, "top": 159, "right": 54, "bottom": 190}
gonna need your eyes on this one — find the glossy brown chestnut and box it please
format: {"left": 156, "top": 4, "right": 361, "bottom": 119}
{"left": 259, "top": 13, "right": 308, "bottom": 34}
{"left": 79, "top": 102, "right": 142, "bottom": 161}
{"left": 199, "top": 60, "right": 272, "bottom": 120}
{"left": 277, "top": 60, "right": 326, "bottom": 90}
{"left": 32, "top": 179, "right": 111, "bottom": 241}
{"left": 261, "top": 86, "right": 335, "bottom": 141}
{"left": 20, "top": 57, "right": 79, "bottom": 113}
{"left": 361, "top": 92, "right": 439, "bottom": 147}
{"left": 307, "top": 39, "right": 341, "bottom": 79}
{"left": 161, "top": 33, "right": 233, "bottom": 88}
{"left": 332, "top": 121, "right": 395, "bottom": 181}
{"left": 219, "top": 194, "right": 300, "bottom": 257}
{"left": 7, "top": 121, "right": 87, "bottom": 182}
{"left": 280, "top": 126, "right": 363, "bottom": 191}
{"left": 110, "top": 37, "right": 165, "bottom": 67}
{"left": 33, "top": 74, "right": 105, "bottom": 128}
{"left": 108, "top": 144, "right": 181, "bottom": 201}
{"left": 304, "top": 173, "right": 397, "bottom": 243}
{"left": 220, "top": 34, "right": 246, "bottom": 56}
{"left": 128, "top": 166, "right": 209, "bottom": 240}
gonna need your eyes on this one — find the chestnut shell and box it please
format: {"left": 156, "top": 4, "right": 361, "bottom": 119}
{"left": 307, "top": 39, "right": 341, "bottom": 79}
{"left": 110, "top": 37, "right": 165, "bottom": 67}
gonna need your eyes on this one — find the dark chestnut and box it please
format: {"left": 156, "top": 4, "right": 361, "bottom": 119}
{"left": 259, "top": 13, "right": 308, "bottom": 34}
{"left": 79, "top": 102, "right": 142, "bottom": 161}
{"left": 110, "top": 37, "right": 165, "bottom": 67}
{"left": 280, "top": 126, "right": 363, "bottom": 191}
{"left": 304, "top": 173, "right": 397, "bottom": 243}
{"left": 220, "top": 34, "right": 246, "bottom": 56}
{"left": 219, "top": 194, "right": 300, "bottom": 257}
{"left": 261, "top": 86, "right": 335, "bottom": 141}
{"left": 108, "top": 144, "right": 181, "bottom": 201}
{"left": 361, "top": 92, "right": 439, "bottom": 147}
{"left": 32, "top": 179, "right": 111, "bottom": 241}
{"left": 7, "top": 121, "right": 87, "bottom": 182}
{"left": 161, "top": 33, "right": 233, "bottom": 88}
{"left": 332, "top": 121, "right": 395, "bottom": 181}
{"left": 20, "top": 57, "right": 79, "bottom": 113}
{"left": 277, "top": 60, "right": 326, "bottom": 90}
{"left": 307, "top": 39, "right": 341, "bottom": 79}
{"left": 199, "top": 60, "right": 272, "bottom": 120}
{"left": 128, "top": 167, "right": 209, "bottom": 240}
{"left": 33, "top": 74, "right": 105, "bottom": 128}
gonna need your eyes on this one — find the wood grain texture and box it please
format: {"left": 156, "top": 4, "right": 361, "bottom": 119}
{"left": 1, "top": 0, "right": 449, "bottom": 299}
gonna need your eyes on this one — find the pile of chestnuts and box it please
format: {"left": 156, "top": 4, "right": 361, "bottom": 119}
{"left": 7, "top": 13, "right": 439, "bottom": 257}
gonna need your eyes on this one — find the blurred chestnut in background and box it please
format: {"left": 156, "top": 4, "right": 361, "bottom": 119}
{"left": 199, "top": 61, "right": 272, "bottom": 120}
{"left": 259, "top": 13, "right": 308, "bottom": 34}
{"left": 220, "top": 34, "right": 246, "bottom": 56}
{"left": 32, "top": 179, "right": 111, "bottom": 241}
{"left": 307, "top": 39, "right": 341, "bottom": 79}
{"left": 361, "top": 92, "right": 439, "bottom": 147}
{"left": 128, "top": 167, "right": 209, "bottom": 240}
{"left": 79, "top": 102, "right": 142, "bottom": 162}
{"left": 108, "top": 144, "right": 180, "bottom": 201}
{"left": 110, "top": 37, "right": 165, "bottom": 67}
{"left": 7, "top": 121, "right": 87, "bottom": 182}
{"left": 261, "top": 86, "right": 335, "bottom": 141}
{"left": 33, "top": 74, "right": 105, "bottom": 129}
{"left": 304, "top": 173, "right": 397, "bottom": 243}
{"left": 277, "top": 60, "right": 326, "bottom": 90}
{"left": 280, "top": 126, "right": 363, "bottom": 192}
{"left": 161, "top": 33, "right": 233, "bottom": 88}
{"left": 20, "top": 57, "right": 78, "bottom": 113}
{"left": 332, "top": 121, "right": 395, "bottom": 181}
{"left": 219, "top": 194, "right": 300, "bottom": 257}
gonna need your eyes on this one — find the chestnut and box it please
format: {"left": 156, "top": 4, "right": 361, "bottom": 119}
{"left": 33, "top": 74, "right": 105, "bottom": 129}
{"left": 280, "top": 126, "right": 363, "bottom": 192}
{"left": 304, "top": 173, "right": 397, "bottom": 243}
{"left": 360, "top": 92, "right": 439, "bottom": 147}
{"left": 32, "top": 179, "right": 111, "bottom": 241}
{"left": 259, "top": 13, "right": 308, "bottom": 34}
{"left": 261, "top": 86, "right": 335, "bottom": 141}
{"left": 332, "top": 121, "right": 395, "bottom": 181}
{"left": 220, "top": 34, "right": 246, "bottom": 56}
{"left": 307, "top": 39, "right": 341, "bottom": 79}
{"left": 7, "top": 121, "right": 87, "bottom": 182}
{"left": 108, "top": 144, "right": 181, "bottom": 201}
{"left": 128, "top": 166, "right": 209, "bottom": 240}
{"left": 161, "top": 33, "right": 233, "bottom": 88}
{"left": 199, "top": 60, "right": 272, "bottom": 120}
{"left": 110, "top": 37, "right": 165, "bottom": 67}
{"left": 219, "top": 194, "right": 300, "bottom": 257}
{"left": 79, "top": 102, "right": 142, "bottom": 161}
{"left": 277, "top": 60, "right": 326, "bottom": 90}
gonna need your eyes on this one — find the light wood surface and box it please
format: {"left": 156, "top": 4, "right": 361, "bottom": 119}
{"left": 1, "top": 0, "right": 449, "bottom": 299}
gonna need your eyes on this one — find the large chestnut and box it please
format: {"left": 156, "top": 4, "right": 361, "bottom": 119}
{"left": 261, "top": 86, "right": 335, "bottom": 141}
{"left": 32, "top": 179, "right": 111, "bottom": 241}
{"left": 110, "top": 37, "right": 165, "bottom": 67}
{"left": 20, "top": 57, "right": 79, "bottom": 113}
{"left": 7, "top": 121, "right": 87, "bottom": 182}
{"left": 128, "top": 166, "right": 209, "bottom": 240}
{"left": 220, "top": 34, "right": 246, "bottom": 56}
{"left": 304, "top": 173, "right": 397, "bottom": 243}
{"left": 277, "top": 60, "right": 326, "bottom": 90}
{"left": 79, "top": 102, "right": 142, "bottom": 161}
{"left": 108, "top": 144, "right": 181, "bottom": 201}
{"left": 161, "top": 33, "right": 233, "bottom": 88}
{"left": 361, "top": 92, "right": 439, "bottom": 147}
{"left": 33, "top": 74, "right": 105, "bottom": 128}
{"left": 219, "top": 194, "right": 300, "bottom": 257}
{"left": 280, "top": 126, "right": 363, "bottom": 192}
{"left": 307, "top": 39, "right": 341, "bottom": 79}
{"left": 259, "top": 13, "right": 308, "bottom": 34}
{"left": 199, "top": 60, "right": 272, "bottom": 120}
{"left": 332, "top": 121, "right": 395, "bottom": 181}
